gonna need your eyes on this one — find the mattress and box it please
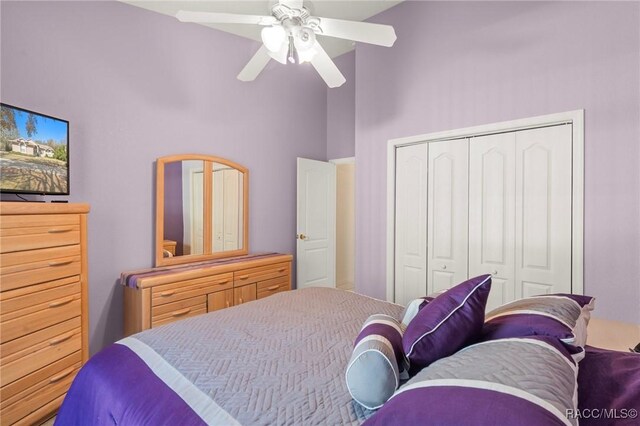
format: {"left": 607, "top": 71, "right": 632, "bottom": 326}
{"left": 56, "top": 287, "right": 403, "bottom": 425}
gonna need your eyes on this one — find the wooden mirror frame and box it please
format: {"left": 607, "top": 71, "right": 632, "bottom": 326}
{"left": 155, "top": 154, "right": 249, "bottom": 267}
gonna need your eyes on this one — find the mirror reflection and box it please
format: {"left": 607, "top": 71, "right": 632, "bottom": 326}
{"left": 163, "top": 160, "right": 205, "bottom": 257}
{"left": 212, "top": 163, "right": 244, "bottom": 252}
{"left": 159, "top": 156, "right": 247, "bottom": 264}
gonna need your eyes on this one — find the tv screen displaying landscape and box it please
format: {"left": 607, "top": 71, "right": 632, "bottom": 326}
{"left": 0, "top": 103, "right": 69, "bottom": 195}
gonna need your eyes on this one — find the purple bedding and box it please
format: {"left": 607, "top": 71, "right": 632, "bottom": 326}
{"left": 55, "top": 288, "right": 640, "bottom": 425}
{"left": 577, "top": 346, "right": 640, "bottom": 426}
{"left": 56, "top": 343, "right": 208, "bottom": 425}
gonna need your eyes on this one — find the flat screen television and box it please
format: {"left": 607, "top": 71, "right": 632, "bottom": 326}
{"left": 0, "top": 103, "right": 69, "bottom": 195}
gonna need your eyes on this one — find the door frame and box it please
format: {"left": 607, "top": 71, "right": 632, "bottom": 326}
{"left": 386, "top": 110, "right": 584, "bottom": 303}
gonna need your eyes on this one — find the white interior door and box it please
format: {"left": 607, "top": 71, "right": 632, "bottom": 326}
{"left": 469, "top": 132, "right": 516, "bottom": 311}
{"left": 394, "top": 144, "right": 428, "bottom": 305}
{"left": 296, "top": 158, "right": 336, "bottom": 289}
{"left": 427, "top": 138, "right": 469, "bottom": 294}
{"left": 515, "top": 125, "right": 572, "bottom": 298}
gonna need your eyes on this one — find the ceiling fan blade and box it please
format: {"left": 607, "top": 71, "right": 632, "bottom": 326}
{"left": 315, "top": 17, "right": 397, "bottom": 47}
{"left": 279, "top": 0, "right": 304, "bottom": 10}
{"left": 176, "top": 11, "right": 277, "bottom": 26}
{"left": 237, "top": 46, "right": 271, "bottom": 82}
{"left": 310, "top": 42, "right": 346, "bottom": 88}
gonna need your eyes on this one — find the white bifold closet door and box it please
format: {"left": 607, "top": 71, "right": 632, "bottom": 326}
{"left": 394, "top": 144, "right": 428, "bottom": 306}
{"left": 514, "top": 125, "right": 572, "bottom": 299}
{"left": 469, "top": 124, "right": 572, "bottom": 311}
{"left": 468, "top": 132, "right": 517, "bottom": 311}
{"left": 427, "top": 139, "right": 469, "bottom": 293}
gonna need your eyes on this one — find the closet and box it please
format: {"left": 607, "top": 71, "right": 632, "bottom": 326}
{"left": 392, "top": 118, "right": 578, "bottom": 311}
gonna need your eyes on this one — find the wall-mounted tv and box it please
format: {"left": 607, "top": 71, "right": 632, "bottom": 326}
{"left": 0, "top": 103, "right": 69, "bottom": 195}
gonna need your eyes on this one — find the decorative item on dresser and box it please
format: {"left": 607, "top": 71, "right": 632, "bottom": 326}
{"left": 122, "top": 252, "right": 292, "bottom": 335}
{"left": 0, "top": 202, "right": 89, "bottom": 425}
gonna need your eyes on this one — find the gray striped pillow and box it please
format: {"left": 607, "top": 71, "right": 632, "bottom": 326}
{"left": 345, "top": 314, "right": 408, "bottom": 410}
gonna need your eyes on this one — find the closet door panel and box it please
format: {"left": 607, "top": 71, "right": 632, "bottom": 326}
{"left": 515, "top": 125, "right": 572, "bottom": 298}
{"left": 469, "top": 133, "right": 516, "bottom": 311}
{"left": 427, "top": 139, "right": 469, "bottom": 293}
{"left": 394, "top": 144, "right": 428, "bottom": 305}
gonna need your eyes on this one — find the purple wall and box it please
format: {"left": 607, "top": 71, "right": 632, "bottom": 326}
{"left": 355, "top": 1, "right": 640, "bottom": 324}
{"left": 163, "top": 161, "right": 184, "bottom": 256}
{"left": 1, "top": 1, "right": 328, "bottom": 353}
{"left": 327, "top": 51, "right": 356, "bottom": 159}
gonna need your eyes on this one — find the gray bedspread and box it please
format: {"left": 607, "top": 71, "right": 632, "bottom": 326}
{"left": 134, "top": 287, "right": 403, "bottom": 425}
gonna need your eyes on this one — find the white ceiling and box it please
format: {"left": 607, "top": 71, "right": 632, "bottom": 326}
{"left": 120, "top": 0, "right": 403, "bottom": 58}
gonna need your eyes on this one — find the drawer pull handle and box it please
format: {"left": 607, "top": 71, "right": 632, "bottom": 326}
{"left": 172, "top": 308, "right": 191, "bottom": 317}
{"left": 48, "top": 228, "right": 73, "bottom": 234}
{"left": 49, "top": 260, "right": 73, "bottom": 267}
{"left": 50, "top": 367, "right": 75, "bottom": 383}
{"left": 278, "top": 268, "right": 286, "bottom": 273}
{"left": 160, "top": 290, "right": 176, "bottom": 297}
{"left": 50, "top": 331, "right": 74, "bottom": 346}
{"left": 49, "top": 295, "right": 75, "bottom": 308}
{"left": 266, "top": 285, "right": 280, "bottom": 291}
{"left": 218, "top": 280, "right": 229, "bottom": 285}
{"left": 238, "top": 275, "right": 249, "bottom": 280}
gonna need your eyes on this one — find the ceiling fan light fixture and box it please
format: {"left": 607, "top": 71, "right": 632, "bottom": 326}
{"left": 297, "top": 46, "right": 317, "bottom": 63}
{"left": 293, "top": 26, "right": 316, "bottom": 51}
{"left": 261, "top": 25, "right": 286, "bottom": 52}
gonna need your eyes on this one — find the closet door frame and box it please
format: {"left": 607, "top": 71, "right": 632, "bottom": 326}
{"left": 386, "top": 110, "right": 584, "bottom": 303}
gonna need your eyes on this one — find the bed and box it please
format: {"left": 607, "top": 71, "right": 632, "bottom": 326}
{"left": 55, "top": 287, "right": 640, "bottom": 425}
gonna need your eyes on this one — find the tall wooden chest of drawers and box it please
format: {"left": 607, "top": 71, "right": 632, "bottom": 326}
{"left": 0, "top": 202, "right": 89, "bottom": 425}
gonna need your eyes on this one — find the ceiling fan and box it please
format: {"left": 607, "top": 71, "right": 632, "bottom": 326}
{"left": 176, "top": 0, "right": 397, "bottom": 88}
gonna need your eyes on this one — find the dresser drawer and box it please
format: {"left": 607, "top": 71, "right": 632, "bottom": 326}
{"left": 0, "top": 214, "right": 80, "bottom": 254}
{"left": 234, "top": 262, "right": 290, "bottom": 286}
{"left": 152, "top": 273, "right": 233, "bottom": 306}
{"left": 1, "top": 281, "right": 81, "bottom": 343}
{"left": 0, "top": 325, "right": 81, "bottom": 387}
{"left": 0, "top": 351, "right": 81, "bottom": 423}
{"left": 0, "top": 245, "right": 81, "bottom": 292}
{"left": 152, "top": 297, "right": 207, "bottom": 328}
{"left": 1, "top": 317, "right": 80, "bottom": 361}
{"left": 257, "top": 276, "right": 290, "bottom": 300}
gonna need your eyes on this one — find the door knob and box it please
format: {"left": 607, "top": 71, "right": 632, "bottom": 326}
{"left": 442, "top": 265, "right": 447, "bottom": 270}
{"left": 297, "top": 233, "right": 308, "bottom": 240}
{"left": 492, "top": 270, "right": 498, "bottom": 276}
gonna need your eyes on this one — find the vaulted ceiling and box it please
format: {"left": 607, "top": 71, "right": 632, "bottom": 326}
{"left": 120, "top": 1, "right": 402, "bottom": 58}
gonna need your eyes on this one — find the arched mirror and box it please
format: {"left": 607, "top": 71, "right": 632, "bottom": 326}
{"left": 156, "top": 154, "right": 248, "bottom": 266}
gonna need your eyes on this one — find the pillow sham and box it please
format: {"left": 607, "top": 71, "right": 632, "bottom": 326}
{"left": 483, "top": 294, "right": 595, "bottom": 354}
{"left": 345, "top": 314, "right": 408, "bottom": 410}
{"left": 365, "top": 336, "right": 579, "bottom": 426}
{"left": 403, "top": 275, "right": 491, "bottom": 374}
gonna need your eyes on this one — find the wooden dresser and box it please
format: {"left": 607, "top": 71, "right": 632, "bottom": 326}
{"left": 123, "top": 253, "right": 292, "bottom": 335}
{"left": 0, "top": 202, "right": 89, "bottom": 425}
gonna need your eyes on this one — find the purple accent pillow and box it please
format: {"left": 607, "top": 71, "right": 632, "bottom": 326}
{"left": 402, "top": 275, "right": 492, "bottom": 374}
{"left": 578, "top": 346, "right": 640, "bottom": 426}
